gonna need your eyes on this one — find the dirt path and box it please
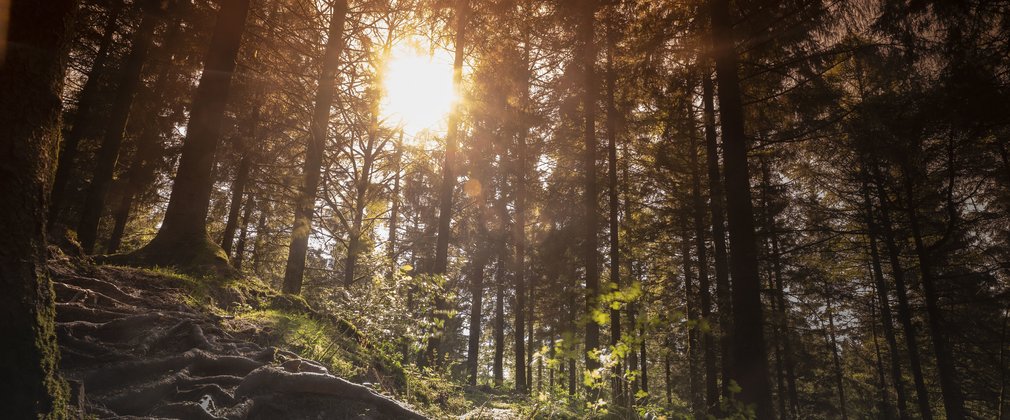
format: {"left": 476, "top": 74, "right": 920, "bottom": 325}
{"left": 51, "top": 257, "right": 425, "bottom": 419}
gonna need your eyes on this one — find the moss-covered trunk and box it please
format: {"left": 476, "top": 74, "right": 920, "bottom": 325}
{"left": 0, "top": 0, "right": 78, "bottom": 417}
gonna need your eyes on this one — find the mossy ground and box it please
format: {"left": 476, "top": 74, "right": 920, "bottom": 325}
{"left": 114, "top": 265, "right": 498, "bottom": 418}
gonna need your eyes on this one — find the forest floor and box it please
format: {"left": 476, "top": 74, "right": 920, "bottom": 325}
{"left": 50, "top": 249, "right": 429, "bottom": 419}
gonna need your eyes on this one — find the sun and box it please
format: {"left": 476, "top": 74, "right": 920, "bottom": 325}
{"left": 381, "top": 44, "right": 458, "bottom": 136}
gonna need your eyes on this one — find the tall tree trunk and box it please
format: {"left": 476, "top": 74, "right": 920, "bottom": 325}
{"left": 106, "top": 19, "right": 184, "bottom": 253}
{"left": 862, "top": 177, "right": 910, "bottom": 420}
{"left": 549, "top": 327, "right": 557, "bottom": 391}
{"left": 768, "top": 278, "right": 787, "bottom": 420}
{"left": 604, "top": 6, "right": 623, "bottom": 404}
{"left": 870, "top": 274, "right": 896, "bottom": 420}
{"left": 579, "top": 0, "right": 601, "bottom": 390}
{"left": 494, "top": 254, "right": 506, "bottom": 387}
{"left": 900, "top": 169, "right": 966, "bottom": 420}
{"left": 423, "top": 2, "right": 468, "bottom": 366}
{"left": 689, "top": 93, "right": 718, "bottom": 413}
{"left": 760, "top": 160, "right": 799, "bottom": 417}
{"left": 536, "top": 318, "right": 542, "bottom": 393}
{"left": 281, "top": 0, "right": 347, "bottom": 293}
{"left": 640, "top": 316, "right": 648, "bottom": 394}
{"left": 873, "top": 171, "right": 934, "bottom": 420}
{"left": 233, "top": 194, "right": 255, "bottom": 270}
{"left": 664, "top": 352, "right": 673, "bottom": 406}
{"left": 388, "top": 130, "right": 403, "bottom": 270}
{"left": 0, "top": 0, "right": 78, "bottom": 415}
{"left": 825, "top": 295, "right": 849, "bottom": 420}
{"left": 702, "top": 68, "right": 733, "bottom": 400}
{"left": 78, "top": 6, "right": 160, "bottom": 253}
{"left": 628, "top": 299, "right": 640, "bottom": 401}
{"left": 527, "top": 274, "right": 536, "bottom": 391}
{"left": 568, "top": 274, "right": 578, "bottom": 396}
{"left": 513, "top": 123, "right": 528, "bottom": 394}
{"left": 49, "top": 0, "right": 124, "bottom": 228}
{"left": 707, "top": 0, "right": 773, "bottom": 416}
{"left": 466, "top": 246, "right": 488, "bottom": 385}
{"left": 682, "top": 211, "right": 703, "bottom": 419}
{"left": 221, "top": 152, "right": 252, "bottom": 255}
{"left": 252, "top": 202, "right": 268, "bottom": 276}
{"left": 466, "top": 130, "right": 493, "bottom": 386}
{"left": 432, "top": 0, "right": 469, "bottom": 275}
{"left": 132, "top": 0, "right": 251, "bottom": 269}
{"left": 344, "top": 134, "right": 377, "bottom": 287}
{"left": 623, "top": 142, "right": 641, "bottom": 404}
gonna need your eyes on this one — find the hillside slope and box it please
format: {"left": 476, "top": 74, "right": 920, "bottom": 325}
{"left": 50, "top": 253, "right": 426, "bottom": 419}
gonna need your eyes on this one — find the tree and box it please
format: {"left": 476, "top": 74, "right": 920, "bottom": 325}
{"left": 77, "top": 0, "right": 163, "bottom": 253}
{"left": 127, "top": 0, "right": 251, "bottom": 271}
{"left": 707, "top": 0, "right": 774, "bottom": 416}
{"left": 580, "top": 0, "right": 602, "bottom": 389}
{"left": 282, "top": 0, "right": 348, "bottom": 294}
{"left": 0, "top": 0, "right": 78, "bottom": 416}
{"left": 48, "top": 0, "right": 124, "bottom": 230}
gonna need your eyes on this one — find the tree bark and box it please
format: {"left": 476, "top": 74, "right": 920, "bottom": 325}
{"left": 707, "top": 0, "right": 773, "bottom": 416}
{"left": 432, "top": 0, "right": 469, "bottom": 275}
{"left": 131, "top": 0, "right": 251, "bottom": 271}
{"left": 466, "top": 128, "right": 493, "bottom": 386}
{"left": 106, "top": 19, "right": 183, "bottom": 253}
{"left": 873, "top": 170, "right": 934, "bottom": 420}
{"left": 681, "top": 211, "right": 703, "bottom": 419}
{"left": 513, "top": 126, "right": 528, "bottom": 394}
{"left": 344, "top": 131, "right": 378, "bottom": 287}
{"left": 689, "top": 92, "right": 718, "bottom": 413}
{"left": 422, "top": 2, "right": 469, "bottom": 367}
{"left": 0, "top": 0, "right": 78, "bottom": 415}
{"left": 568, "top": 271, "right": 578, "bottom": 396}
{"left": 825, "top": 295, "right": 849, "bottom": 420}
{"left": 388, "top": 130, "right": 403, "bottom": 270}
{"left": 466, "top": 246, "right": 488, "bottom": 386}
{"left": 281, "top": 0, "right": 347, "bottom": 293}
{"left": 870, "top": 270, "right": 897, "bottom": 420}
{"left": 702, "top": 68, "right": 733, "bottom": 400}
{"left": 862, "top": 177, "right": 910, "bottom": 420}
{"left": 623, "top": 141, "right": 641, "bottom": 404}
{"left": 252, "top": 201, "right": 268, "bottom": 276}
{"left": 233, "top": 194, "right": 255, "bottom": 270}
{"left": 664, "top": 352, "right": 673, "bottom": 406}
{"left": 579, "top": 0, "right": 601, "bottom": 389}
{"left": 769, "top": 276, "right": 788, "bottom": 419}
{"left": 527, "top": 273, "right": 536, "bottom": 391}
{"left": 78, "top": 6, "right": 160, "bottom": 253}
{"left": 640, "top": 315, "right": 648, "bottom": 394}
{"left": 760, "top": 159, "right": 799, "bottom": 418}
{"left": 221, "top": 152, "right": 252, "bottom": 256}
{"left": 900, "top": 168, "right": 966, "bottom": 420}
{"left": 604, "top": 6, "right": 623, "bottom": 404}
{"left": 493, "top": 253, "right": 506, "bottom": 387}
{"left": 49, "top": 0, "right": 124, "bottom": 229}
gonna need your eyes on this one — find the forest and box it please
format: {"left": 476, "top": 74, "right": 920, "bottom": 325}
{"left": 1, "top": 0, "right": 1009, "bottom": 418}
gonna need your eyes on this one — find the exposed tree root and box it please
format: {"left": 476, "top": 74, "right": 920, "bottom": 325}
{"left": 235, "top": 366, "right": 426, "bottom": 419}
{"left": 50, "top": 259, "right": 425, "bottom": 419}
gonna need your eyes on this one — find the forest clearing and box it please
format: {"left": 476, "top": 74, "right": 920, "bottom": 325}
{"left": 1, "top": 0, "right": 1008, "bottom": 418}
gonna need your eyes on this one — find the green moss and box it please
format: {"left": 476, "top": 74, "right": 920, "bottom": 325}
{"left": 399, "top": 367, "right": 473, "bottom": 418}
{"left": 112, "top": 233, "right": 237, "bottom": 279}
{"left": 95, "top": 265, "right": 412, "bottom": 413}
{"left": 233, "top": 310, "right": 363, "bottom": 379}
